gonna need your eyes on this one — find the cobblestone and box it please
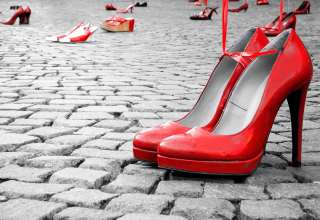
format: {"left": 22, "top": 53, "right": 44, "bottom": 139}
{"left": 25, "top": 156, "right": 84, "bottom": 170}
{"left": 17, "top": 143, "right": 75, "bottom": 156}
{"left": 50, "top": 187, "right": 117, "bottom": 208}
{"left": 0, "top": 165, "right": 54, "bottom": 183}
{"left": 0, "top": 133, "right": 40, "bottom": 151}
{"left": 53, "top": 207, "right": 121, "bottom": 220}
{"left": 240, "top": 199, "right": 306, "bottom": 220}
{"left": 49, "top": 167, "right": 110, "bottom": 188}
{"left": 155, "top": 180, "right": 203, "bottom": 198}
{"left": 118, "top": 214, "right": 187, "bottom": 220}
{"left": 0, "top": 198, "right": 67, "bottom": 220}
{"left": 105, "top": 193, "right": 174, "bottom": 215}
{"left": 171, "top": 198, "right": 235, "bottom": 220}
{"left": 0, "top": 180, "right": 73, "bottom": 200}
{"left": 102, "top": 174, "right": 159, "bottom": 194}
{"left": 0, "top": 152, "right": 35, "bottom": 167}
{"left": 266, "top": 183, "right": 320, "bottom": 199}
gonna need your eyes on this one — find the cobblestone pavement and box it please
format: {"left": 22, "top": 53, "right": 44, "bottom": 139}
{"left": 0, "top": 0, "right": 319, "bottom": 219}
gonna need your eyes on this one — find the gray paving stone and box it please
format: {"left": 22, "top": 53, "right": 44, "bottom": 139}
{"left": 94, "top": 119, "right": 131, "bottom": 131}
{"left": 82, "top": 139, "right": 122, "bottom": 150}
{"left": 122, "top": 111, "right": 160, "bottom": 119}
{"left": 204, "top": 183, "right": 268, "bottom": 201}
{"left": 288, "top": 166, "right": 320, "bottom": 182}
{"left": 10, "top": 118, "right": 52, "bottom": 127}
{"left": 260, "top": 154, "right": 288, "bottom": 169}
{"left": 171, "top": 197, "right": 235, "bottom": 220}
{"left": 0, "top": 164, "right": 54, "bottom": 183}
{"left": 79, "top": 158, "right": 121, "bottom": 178}
{"left": 17, "top": 143, "right": 75, "bottom": 156}
{"left": 53, "top": 119, "right": 96, "bottom": 128}
{"left": 49, "top": 167, "right": 111, "bottom": 188}
{"left": 25, "top": 156, "right": 84, "bottom": 170}
{"left": 240, "top": 199, "right": 306, "bottom": 220}
{"left": 245, "top": 167, "right": 297, "bottom": 185}
{"left": 53, "top": 207, "right": 121, "bottom": 220}
{"left": 29, "top": 111, "right": 69, "bottom": 120}
{"left": 0, "top": 110, "right": 33, "bottom": 119}
{"left": 0, "top": 198, "right": 67, "bottom": 220}
{"left": 50, "top": 187, "right": 117, "bottom": 208}
{"left": 0, "top": 133, "right": 40, "bottom": 151}
{"left": 28, "top": 104, "right": 76, "bottom": 112}
{"left": 75, "top": 127, "right": 109, "bottom": 138}
{"left": 26, "top": 126, "right": 76, "bottom": 139}
{"left": 0, "top": 195, "right": 8, "bottom": 202}
{"left": 266, "top": 183, "right": 320, "bottom": 199}
{"left": 299, "top": 198, "right": 320, "bottom": 219}
{"left": 0, "top": 180, "right": 73, "bottom": 200}
{"left": 123, "top": 164, "right": 168, "bottom": 179}
{"left": 0, "top": 125, "right": 33, "bottom": 133}
{"left": 46, "top": 135, "right": 94, "bottom": 146}
{"left": 105, "top": 193, "right": 174, "bottom": 215}
{"left": 118, "top": 141, "right": 133, "bottom": 151}
{"left": 78, "top": 105, "right": 128, "bottom": 113}
{"left": 72, "top": 148, "right": 135, "bottom": 165}
{"left": 0, "top": 152, "right": 35, "bottom": 167}
{"left": 102, "top": 174, "right": 159, "bottom": 194}
{"left": 155, "top": 180, "right": 203, "bottom": 198}
{"left": 118, "top": 214, "right": 187, "bottom": 220}
{"left": 102, "top": 132, "right": 135, "bottom": 141}
{"left": 69, "top": 112, "right": 113, "bottom": 120}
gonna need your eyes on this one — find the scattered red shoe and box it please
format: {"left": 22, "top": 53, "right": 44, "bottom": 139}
{"left": 294, "top": 0, "right": 311, "bottom": 14}
{"left": 256, "top": 0, "right": 269, "bottom": 5}
{"left": 101, "top": 16, "right": 135, "bottom": 32}
{"left": 105, "top": 3, "right": 117, "bottom": 10}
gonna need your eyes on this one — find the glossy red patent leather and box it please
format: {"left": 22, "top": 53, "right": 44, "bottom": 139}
{"left": 294, "top": 0, "right": 311, "bottom": 14}
{"left": 1, "top": 6, "right": 25, "bottom": 25}
{"left": 228, "top": 0, "right": 248, "bottom": 12}
{"left": 256, "top": 0, "right": 269, "bottom": 5}
{"left": 261, "top": 0, "right": 296, "bottom": 36}
{"left": 133, "top": 0, "right": 270, "bottom": 163}
{"left": 158, "top": 29, "right": 313, "bottom": 175}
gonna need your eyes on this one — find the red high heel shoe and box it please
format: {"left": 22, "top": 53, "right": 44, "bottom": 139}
{"left": 194, "top": 0, "right": 208, "bottom": 6}
{"left": 117, "top": 4, "right": 135, "bottom": 13}
{"left": 133, "top": 0, "right": 270, "bottom": 163}
{"left": 105, "top": 3, "right": 117, "bottom": 11}
{"left": 158, "top": 28, "right": 313, "bottom": 175}
{"left": 294, "top": 0, "right": 311, "bottom": 15}
{"left": 229, "top": 0, "right": 248, "bottom": 12}
{"left": 21, "top": 6, "right": 31, "bottom": 24}
{"left": 262, "top": 12, "right": 296, "bottom": 36}
{"left": 261, "top": 0, "right": 296, "bottom": 36}
{"left": 190, "top": 7, "right": 218, "bottom": 20}
{"left": 256, "top": 0, "right": 269, "bottom": 5}
{"left": 0, "top": 6, "right": 25, "bottom": 25}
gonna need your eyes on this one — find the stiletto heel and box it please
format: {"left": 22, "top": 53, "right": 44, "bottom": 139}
{"left": 117, "top": 4, "right": 135, "bottom": 13}
{"left": 133, "top": 0, "right": 270, "bottom": 163}
{"left": 21, "top": 6, "right": 31, "bottom": 24}
{"left": 287, "top": 83, "right": 310, "bottom": 167}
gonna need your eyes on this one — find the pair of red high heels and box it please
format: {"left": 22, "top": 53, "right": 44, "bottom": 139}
{"left": 133, "top": 0, "right": 313, "bottom": 175}
{"left": 294, "top": 0, "right": 311, "bottom": 14}
{"left": 105, "top": 3, "right": 135, "bottom": 13}
{"left": 1, "top": 6, "right": 31, "bottom": 25}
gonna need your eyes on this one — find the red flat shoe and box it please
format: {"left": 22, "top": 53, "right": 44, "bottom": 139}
{"left": 101, "top": 16, "right": 135, "bottom": 32}
{"left": 228, "top": 0, "right": 248, "bottom": 12}
{"left": 158, "top": 28, "right": 313, "bottom": 175}
{"left": 133, "top": 0, "right": 270, "bottom": 163}
{"left": 105, "top": 3, "right": 117, "bottom": 11}
{"left": 190, "top": 7, "right": 218, "bottom": 20}
{"left": 294, "top": 0, "right": 311, "bottom": 14}
{"left": 0, "top": 6, "right": 25, "bottom": 25}
{"left": 256, "top": 0, "right": 269, "bottom": 5}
